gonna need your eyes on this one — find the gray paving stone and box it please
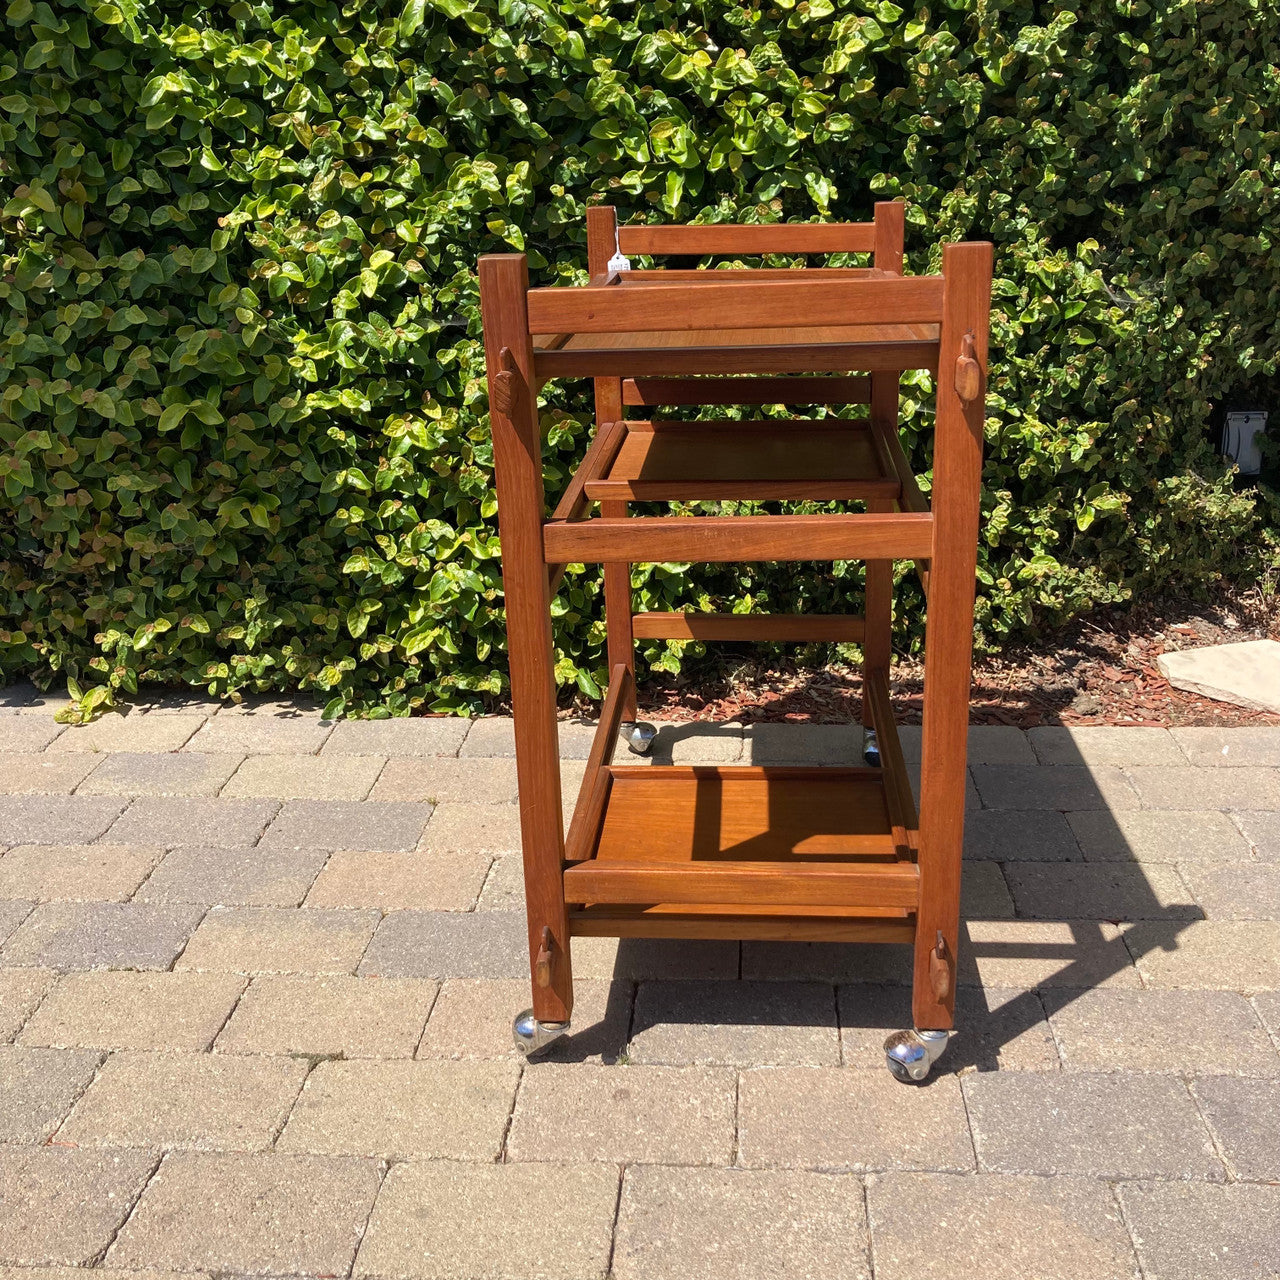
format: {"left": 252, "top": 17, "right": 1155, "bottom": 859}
{"left": 839, "top": 984, "right": 1060, "bottom": 1073}
{"left": 571, "top": 934, "right": 740, "bottom": 980}
{"left": 475, "top": 851, "right": 525, "bottom": 908}
{"left": 970, "top": 765, "right": 1139, "bottom": 811}
{"left": 371, "top": 755, "right": 519, "bottom": 804}
{"left": 0, "top": 1146, "right": 156, "bottom": 1266}
{"left": 105, "top": 797, "right": 279, "bottom": 847}
{"left": 650, "top": 720, "right": 745, "bottom": 764}
{"left": 898, "top": 724, "right": 1036, "bottom": 764}
{"left": 1180, "top": 861, "right": 1280, "bottom": 919}
{"left": 1256, "top": 991, "right": 1280, "bottom": 1047}
{"left": 1126, "top": 765, "right": 1280, "bottom": 810}
{"left": 1067, "top": 809, "right": 1252, "bottom": 862}
{"left": 905, "top": 760, "right": 982, "bottom": 811}
{"left": 422, "top": 802, "right": 522, "bottom": 856}
{"left": 867, "top": 1172, "right": 1139, "bottom": 1280}
{"left": 964, "top": 1072, "right": 1223, "bottom": 1179}
{"left": 59, "top": 1051, "right": 308, "bottom": 1152}
{"left": 959, "top": 920, "right": 1140, "bottom": 990}
{"left": 2, "top": 901, "right": 203, "bottom": 970}
{"left": 741, "top": 940, "right": 911, "bottom": 984}
{"left": 3, "top": 684, "right": 74, "bottom": 715}
{"left": 356, "top": 1161, "right": 617, "bottom": 1280}
{"left": 1170, "top": 725, "right": 1280, "bottom": 767}
{"left": 739, "top": 1067, "right": 974, "bottom": 1172}
{"left": 457, "top": 716, "right": 598, "bottom": 760}
{"left": 76, "top": 752, "right": 243, "bottom": 798}
{"left": 629, "top": 980, "right": 839, "bottom": 1066}
{"left": 17, "top": 970, "right": 245, "bottom": 1051}
{"left": 0, "top": 966, "right": 54, "bottom": 1039}
{"left": 614, "top": 1165, "right": 868, "bottom": 1280}
{"left": 1119, "top": 1181, "right": 1280, "bottom": 1280}
{"left": 1234, "top": 810, "right": 1280, "bottom": 860}
{"left": 507, "top": 1062, "right": 736, "bottom": 1165}
{"left": 0, "top": 899, "right": 35, "bottom": 946}
{"left": 743, "top": 722, "right": 861, "bottom": 765}
{"left": 305, "top": 846, "right": 490, "bottom": 911}
{"left": 963, "top": 860, "right": 1015, "bottom": 917}
{"left": 359, "top": 908, "right": 527, "bottom": 979}
{"left": 1192, "top": 1076, "right": 1280, "bottom": 1182}
{"left": 278, "top": 1058, "right": 520, "bottom": 1160}
{"left": 416, "top": 978, "right": 631, "bottom": 1063}
{"left": 1047, "top": 988, "right": 1279, "bottom": 1075}
{"left": 1003, "top": 862, "right": 1199, "bottom": 921}
{"left": 0, "top": 842, "right": 165, "bottom": 902}
{"left": 259, "top": 798, "right": 432, "bottom": 851}
{"left": 177, "top": 906, "right": 378, "bottom": 975}
{"left": 0, "top": 716, "right": 66, "bottom": 752}
{"left": 1028, "top": 725, "right": 1183, "bottom": 766}
{"left": 0, "top": 680, "right": 47, "bottom": 710}
{"left": 0, "top": 751, "right": 101, "bottom": 794}
{"left": 321, "top": 714, "right": 468, "bottom": 757}
{"left": 136, "top": 843, "right": 329, "bottom": 907}
{"left": 963, "top": 810, "right": 1083, "bottom": 861}
{"left": 222, "top": 753, "right": 386, "bottom": 801}
{"left": 51, "top": 712, "right": 206, "bottom": 754}
{"left": 108, "top": 1152, "right": 380, "bottom": 1275}
{"left": 217, "top": 973, "right": 437, "bottom": 1058}
{"left": 1124, "top": 920, "right": 1280, "bottom": 991}
{"left": 0, "top": 1044, "right": 100, "bottom": 1141}
{"left": 184, "top": 711, "right": 335, "bottom": 755}
{"left": 0, "top": 795, "right": 127, "bottom": 844}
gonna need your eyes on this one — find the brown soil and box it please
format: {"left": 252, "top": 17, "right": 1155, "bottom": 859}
{"left": 625, "top": 586, "right": 1280, "bottom": 727}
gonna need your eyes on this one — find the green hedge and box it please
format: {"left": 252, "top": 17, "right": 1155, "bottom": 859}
{"left": 2, "top": 0, "right": 1278, "bottom": 717}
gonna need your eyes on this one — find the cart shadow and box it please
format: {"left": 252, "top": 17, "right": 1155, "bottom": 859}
{"left": 571, "top": 720, "right": 1205, "bottom": 1075}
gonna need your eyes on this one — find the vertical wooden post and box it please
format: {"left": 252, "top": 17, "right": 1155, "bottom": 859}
{"left": 478, "top": 253, "right": 573, "bottom": 1024}
{"left": 913, "top": 240, "right": 992, "bottom": 1030}
{"left": 873, "top": 201, "right": 905, "bottom": 274}
{"left": 586, "top": 205, "right": 637, "bottom": 719}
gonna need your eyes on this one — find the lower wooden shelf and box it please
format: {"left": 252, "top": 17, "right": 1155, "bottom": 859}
{"left": 563, "top": 763, "right": 919, "bottom": 943}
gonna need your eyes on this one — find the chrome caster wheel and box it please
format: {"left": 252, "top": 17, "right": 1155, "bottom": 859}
{"left": 621, "top": 721, "right": 657, "bottom": 756}
{"left": 512, "top": 1009, "right": 571, "bottom": 1059}
{"left": 862, "top": 727, "right": 881, "bottom": 767}
{"left": 884, "top": 1029, "right": 950, "bottom": 1083}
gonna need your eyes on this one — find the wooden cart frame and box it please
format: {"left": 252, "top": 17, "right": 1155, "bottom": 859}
{"left": 479, "top": 212, "right": 991, "bottom": 1081}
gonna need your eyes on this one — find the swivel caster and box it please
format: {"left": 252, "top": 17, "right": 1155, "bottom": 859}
{"left": 884, "top": 1028, "right": 951, "bottom": 1083}
{"left": 862, "top": 726, "right": 881, "bottom": 767}
{"left": 621, "top": 721, "right": 657, "bottom": 756}
{"left": 512, "top": 1009, "right": 571, "bottom": 1059}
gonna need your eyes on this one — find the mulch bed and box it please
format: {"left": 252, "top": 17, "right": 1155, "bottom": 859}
{"left": 626, "top": 587, "right": 1280, "bottom": 728}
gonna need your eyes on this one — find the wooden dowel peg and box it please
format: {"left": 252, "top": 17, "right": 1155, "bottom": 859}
{"left": 929, "top": 930, "right": 952, "bottom": 1001}
{"left": 534, "top": 925, "right": 554, "bottom": 989}
{"left": 954, "top": 333, "right": 981, "bottom": 404}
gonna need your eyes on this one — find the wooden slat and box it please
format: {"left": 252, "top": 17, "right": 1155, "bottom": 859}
{"left": 564, "top": 857, "right": 919, "bottom": 908}
{"left": 622, "top": 376, "right": 871, "bottom": 406}
{"left": 864, "top": 667, "right": 918, "bottom": 856}
{"left": 550, "top": 420, "right": 627, "bottom": 523}
{"left": 587, "top": 477, "right": 902, "bottom": 502}
{"left": 569, "top": 907, "right": 915, "bottom": 943}
{"left": 536, "top": 339, "right": 939, "bottom": 380}
{"left": 618, "top": 268, "right": 887, "bottom": 282}
{"left": 563, "top": 663, "right": 632, "bottom": 864}
{"left": 868, "top": 418, "right": 928, "bottom": 514}
{"left": 527, "top": 276, "right": 945, "bottom": 335}
{"left": 617, "top": 222, "right": 876, "bottom": 256}
{"left": 542, "top": 513, "right": 934, "bottom": 565}
{"left": 632, "top": 612, "right": 865, "bottom": 642}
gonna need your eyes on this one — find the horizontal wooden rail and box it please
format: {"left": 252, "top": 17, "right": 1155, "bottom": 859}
{"left": 619, "top": 268, "right": 888, "bottom": 282}
{"left": 617, "top": 222, "right": 876, "bottom": 256}
{"left": 536, "top": 340, "right": 940, "bottom": 381}
{"left": 632, "top": 612, "right": 866, "bottom": 642}
{"left": 563, "top": 858, "right": 920, "bottom": 908}
{"left": 585, "top": 477, "right": 902, "bottom": 503}
{"left": 543, "top": 513, "right": 934, "bottom": 564}
{"left": 568, "top": 908, "right": 916, "bottom": 944}
{"left": 622, "top": 376, "right": 871, "bottom": 406}
{"left": 527, "top": 276, "right": 945, "bottom": 335}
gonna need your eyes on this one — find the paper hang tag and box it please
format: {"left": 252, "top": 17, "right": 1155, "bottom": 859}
{"left": 607, "top": 249, "right": 631, "bottom": 272}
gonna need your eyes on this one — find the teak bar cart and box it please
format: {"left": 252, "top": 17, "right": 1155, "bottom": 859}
{"left": 479, "top": 206, "right": 992, "bottom": 1083}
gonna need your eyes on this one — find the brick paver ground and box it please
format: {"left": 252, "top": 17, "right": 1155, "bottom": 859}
{"left": 2, "top": 691, "right": 1279, "bottom": 1278}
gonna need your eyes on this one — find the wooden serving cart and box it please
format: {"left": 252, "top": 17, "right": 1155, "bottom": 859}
{"left": 478, "top": 209, "right": 992, "bottom": 1082}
